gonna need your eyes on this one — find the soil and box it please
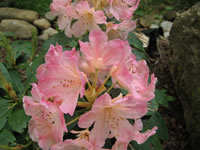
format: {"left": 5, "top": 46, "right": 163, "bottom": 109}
{"left": 147, "top": 35, "right": 190, "bottom": 150}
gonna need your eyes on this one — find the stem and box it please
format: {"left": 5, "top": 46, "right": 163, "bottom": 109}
{"left": 77, "top": 102, "right": 89, "bottom": 108}
{"left": 66, "top": 116, "right": 80, "bottom": 126}
{"left": 128, "top": 144, "right": 134, "bottom": 150}
{"left": 105, "top": 81, "right": 118, "bottom": 94}
{"left": 94, "top": 69, "right": 98, "bottom": 89}
{"left": 0, "top": 141, "right": 32, "bottom": 150}
{"left": 95, "top": 74, "right": 111, "bottom": 97}
{"left": 87, "top": 80, "right": 92, "bottom": 90}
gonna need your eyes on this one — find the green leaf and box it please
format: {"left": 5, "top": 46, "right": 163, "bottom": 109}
{"left": 0, "top": 63, "right": 17, "bottom": 99}
{"left": 150, "top": 135, "right": 163, "bottom": 150}
{"left": 8, "top": 109, "right": 30, "bottom": 133}
{"left": 143, "top": 112, "right": 168, "bottom": 141}
{"left": 9, "top": 71, "right": 24, "bottom": 95}
{"left": 128, "top": 32, "right": 148, "bottom": 60}
{"left": 0, "top": 129, "right": 16, "bottom": 145}
{"left": 146, "top": 97, "right": 159, "bottom": 116}
{"left": 42, "top": 32, "right": 70, "bottom": 53}
{"left": 69, "top": 39, "right": 78, "bottom": 48}
{"left": 0, "top": 62, "right": 12, "bottom": 85}
{"left": 12, "top": 40, "right": 32, "bottom": 59}
{"left": 0, "top": 99, "right": 12, "bottom": 130}
{"left": 65, "top": 109, "right": 87, "bottom": 131}
{"left": 0, "top": 32, "right": 16, "bottom": 66}
{"left": 132, "top": 49, "right": 147, "bottom": 60}
{"left": 135, "top": 10, "right": 145, "bottom": 16}
{"left": 128, "top": 32, "right": 145, "bottom": 52}
{"left": 154, "top": 89, "right": 175, "bottom": 108}
{"left": 2, "top": 32, "right": 15, "bottom": 38}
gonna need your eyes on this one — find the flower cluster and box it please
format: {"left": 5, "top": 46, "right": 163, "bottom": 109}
{"left": 23, "top": 0, "right": 158, "bottom": 149}
{"left": 23, "top": 30, "right": 157, "bottom": 150}
{"left": 50, "top": 0, "right": 139, "bottom": 39}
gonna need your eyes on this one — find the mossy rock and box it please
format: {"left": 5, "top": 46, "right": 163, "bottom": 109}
{"left": 169, "top": 2, "right": 200, "bottom": 149}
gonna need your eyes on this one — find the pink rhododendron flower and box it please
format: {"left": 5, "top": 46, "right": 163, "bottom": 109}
{"left": 36, "top": 44, "right": 86, "bottom": 115}
{"left": 112, "top": 54, "right": 157, "bottom": 101}
{"left": 51, "top": 129, "right": 108, "bottom": 150}
{"left": 132, "top": 119, "right": 158, "bottom": 144}
{"left": 23, "top": 84, "right": 66, "bottom": 150}
{"left": 79, "top": 30, "right": 129, "bottom": 77}
{"left": 50, "top": 0, "right": 77, "bottom": 37}
{"left": 71, "top": 1, "right": 107, "bottom": 37}
{"left": 51, "top": 139, "right": 91, "bottom": 150}
{"left": 79, "top": 93, "right": 148, "bottom": 145}
{"left": 105, "top": 0, "right": 140, "bottom": 20}
{"left": 111, "top": 140, "right": 128, "bottom": 150}
{"left": 106, "top": 20, "right": 136, "bottom": 40}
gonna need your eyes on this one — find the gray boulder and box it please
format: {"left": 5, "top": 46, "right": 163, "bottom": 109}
{"left": 160, "top": 21, "right": 173, "bottom": 38}
{"left": 164, "top": 10, "right": 177, "bottom": 21}
{"left": 45, "top": 11, "right": 56, "bottom": 22}
{"left": 169, "top": 2, "right": 200, "bottom": 149}
{"left": 0, "top": 19, "right": 38, "bottom": 39}
{"left": 34, "top": 18, "right": 51, "bottom": 30}
{"left": 38, "top": 27, "right": 58, "bottom": 41}
{"left": 0, "top": 7, "right": 39, "bottom": 22}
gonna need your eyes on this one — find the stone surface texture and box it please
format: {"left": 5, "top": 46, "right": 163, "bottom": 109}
{"left": 164, "top": 10, "right": 177, "bottom": 21}
{"left": 169, "top": 2, "right": 200, "bottom": 149}
{"left": 45, "top": 11, "right": 56, "bottom": 22}
{"left": 0, "top": 7, "right": 39, "bottom": 22}
{"left": 0, "top": 19, "right": 38, "bottom": 39}
{"left": 34, "top": 18, "right": 51, "bottom": 30}
{"left": 38, "top": 27, "right": 58, "bottom": 41}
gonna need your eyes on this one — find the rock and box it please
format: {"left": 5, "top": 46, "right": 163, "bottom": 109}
{"left": 160, "top": 21, "right": 173, "bottom": 38}
{"left": 38, "top": 33, "right": 49, "bottom": 41}
{"left": 0, "top": 7, "right": 39, "bottom": 22}
{"left": 163, "top": 32, "right": 170, "bottom": 38}
{"left": 139, "top": 15, "right": 155, "bottom": 28}
{"left": 169, "top": 2, "right": 200, "bottom": 149}
{"left": 43, "top": 27, "right": 58, "bottom": 37}
{"left": 0, "top": 19, "right": 37, "bottom": 39}
{"left": 38, "top": 27, "right": 58, "bottom": 41}
{"left": 164, "top": 10, "right": 177, "bottom": 21}
{"left": 45, "top": 12, "right": 56, "bottom": 22}
{"left": 34, "top": 18, "right": 51, "bottom": 30}
{"left": 150, "top": 24, "right": 159, "bottom": 29}
{"left": 160, "top": 21, "right": 173, "bottom": 32}
{"left": 153, "top": 20, "right": 162, "bottom": 26}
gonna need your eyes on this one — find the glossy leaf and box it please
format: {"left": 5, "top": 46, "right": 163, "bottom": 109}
{"left": 143, "top": 112, "right": 168, "bottom": 141}
{"left": 154, "top": 89, "right": 175, "bottom": 108}
{"left": 11, "top": 40, "right": 32, "bottom": 59}
{"left": 9, "top": 70, "right": 24, "bottom": 96}
{"left": 0, "top": 129, "right": 16, "bottom": 145}
{"left": 0, "top": 99, "right": 12, "bottom": 130}
{"left": 8, "top": 109, "right": 30, "bottom": 133}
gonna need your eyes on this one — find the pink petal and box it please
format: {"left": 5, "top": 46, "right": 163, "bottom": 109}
{"left": 51, "top": 139, "right": 91, "bottom": 150}
{"left": 71, "top": 20, "right": 87, "bottom": 37}
{"left": 111, "top": 141, "right": 128, "bottom": 150}
{"left": 133, "top": 126, "right": 158, "bottom": 144}
{"left": 76, "top": 1, "right": 91, "bottom": 14}
{"left": 78, "top": 110, "right": 98, "bottom": 128}
{"left": 89, "top": 112, "right": 110, "bottom": 148}
{"left": 94, "top": 10, "right": 107, "bottom": 24}
{"left": 88, "top": 30, "right": 108, "bottom": 58}
{"left": 37, "top": 44, "right": 86, "bottom": 115}
{"left": 113, "top": 97, "right": 148, "bottom": 119}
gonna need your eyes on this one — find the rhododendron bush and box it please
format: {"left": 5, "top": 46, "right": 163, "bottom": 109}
{"left": 0, "top": 0, "right": 173, "bottom": 150}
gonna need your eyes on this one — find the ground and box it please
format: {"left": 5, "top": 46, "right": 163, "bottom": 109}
{"left": 148, "top": 36, "right": 190, "bottom": 150}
